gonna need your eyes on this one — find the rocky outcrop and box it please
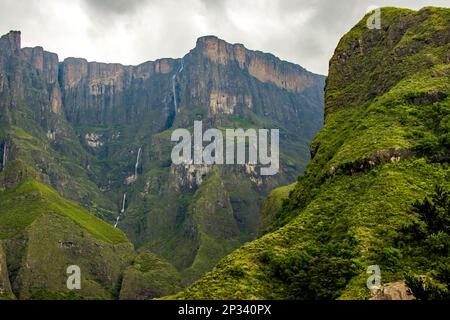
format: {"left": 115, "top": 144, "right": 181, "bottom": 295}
{"left": 171, "top": 164, "right": 212, "bottom": 189}
{"left": 21, "top": 47, "right": 59, "bottom": 84}
{"left": 0, "top": 30, "right": 20, "bottom": 53}
{"left": 179, "top": 36, "right": 324, "bottom": 139}
{"left": 84, "top": 132, "right": 103, "bottom": 148}
{"left": 57, "top": 35, "right": 324, "bottom": 140}
{"left": 59, "top": 57, "right": 179, "bottom": 127}
{"left": 370, "top": 281, "right": 415, "bottom": 300}
{"left": 0, "top": 32, "right": 64, "bottom": 120}
{"left": 195, "top": 36, "right": 315, "bottom": 93}
{"left": 326, "top": 148, "right": 412, "bottom": 177}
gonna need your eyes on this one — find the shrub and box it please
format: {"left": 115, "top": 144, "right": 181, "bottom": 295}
{"left": 405, "top": 273, "right": 449, "bottom": 300}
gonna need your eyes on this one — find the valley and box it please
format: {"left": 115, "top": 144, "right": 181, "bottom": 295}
{"left": 0, "top": 5, "right": 448, "bottom": 301}
{"left": 0, "top": 31, "right": 324, "bottom": 298}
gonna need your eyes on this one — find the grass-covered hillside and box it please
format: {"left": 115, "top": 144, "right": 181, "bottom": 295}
{"left": 119, "top": 250, "right": 183, "bottom": 300}
{"left": 0, "top": 160, "right": 134, "bottom": 299}
{"left": 173, "top": 7, "right": 450, "bottom": 300}
{"left": 0, "top": 161, "right": 185, "bottom": 300}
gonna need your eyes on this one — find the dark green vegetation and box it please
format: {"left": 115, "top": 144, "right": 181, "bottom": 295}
{"left": 119, "top": 251, "right": 183, "bottom": 300}
{"left": 0, "top": 27, "right": 324, "bottom": 298}
{"left": 257, "top": 183, "right": 295, "bottom": 234}
{"left": 174, "top": 7, "right": 450, "bottom": 299}
{"left": 403, "top": 185, "right": 449, "bottom": 300}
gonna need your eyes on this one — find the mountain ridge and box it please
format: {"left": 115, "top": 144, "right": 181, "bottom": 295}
{"left": 0, "top": 28, "right": 325, "bottom": 297}
{"left": 172, "top": 6, "right": 450, "bottom": 300}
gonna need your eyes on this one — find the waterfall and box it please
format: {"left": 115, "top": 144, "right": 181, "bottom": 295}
{"left": 115, "top": 147, "right": 140, "bottom": 228}
{"left": 172, "top": 75, "right": 178, "bottom": 112}
{"left": 1, "top": 143, "right": 6, "bottom": 171}
{"left": 172, "top": 59, "right": 184, "bottom": 113}
{"left": 114, "top": 193, "right": 126, "bottom": 228}
{"left": 134, "top": 147, "right": 142, "bottom": 178}
{"left": 121, "top": 193, "right": 126, "bottom": 213}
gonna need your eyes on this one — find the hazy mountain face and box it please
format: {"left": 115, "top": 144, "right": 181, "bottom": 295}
{"left": 0, "top": 29, "right": 325, "bottom": 295}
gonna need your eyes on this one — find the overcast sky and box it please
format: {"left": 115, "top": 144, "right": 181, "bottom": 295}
{"left": 0, "top": 0, "right": 448, "bottom": 75}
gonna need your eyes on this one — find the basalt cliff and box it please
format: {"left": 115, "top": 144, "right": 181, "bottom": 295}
{"left": 0, "top": 30, "right": 325, "bottom": 298}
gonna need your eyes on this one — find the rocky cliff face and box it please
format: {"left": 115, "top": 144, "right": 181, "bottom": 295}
{"left": 59, "top": 57, "right": 177, "bottom": 128}
{"left": 179, "top": 36, "right": 323, "bottom": 138}
{"left": 57, "top": 35, "right": 323, "bottom": 135}
{"left": 0, "top": 30, "right": 325, "bottom": 291}
{"left": 0, "top": 31, "right": 112, "bottom": 215}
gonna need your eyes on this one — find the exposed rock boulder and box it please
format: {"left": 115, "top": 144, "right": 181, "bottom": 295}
{"left": 370, "top": 281, "right": 415, "bottom": 300}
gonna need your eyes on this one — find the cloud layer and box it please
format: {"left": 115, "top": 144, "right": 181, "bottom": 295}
{"left": 0, "top": 0, "right": 448, "bottom": 74}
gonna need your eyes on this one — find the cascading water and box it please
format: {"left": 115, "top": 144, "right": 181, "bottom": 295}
{"left": 115, "top": 147, "right": 141, "bottom": 228}
{"left": 115, "top": 147, "right": 142, "bottom": 228}
{"left": 135, "top": 147, "right": 142, "bottom": 178}
{"left": 1, "top": 142, "right": 7, "bottom": 171}
{"left": 121, "top": 193, "right": 126, "bottom": 213}
{"left": 172, "top": 59, "right": 184, "bottom": 113}
{"left": 114, "top": 193, "right": 127, "bottom": 228}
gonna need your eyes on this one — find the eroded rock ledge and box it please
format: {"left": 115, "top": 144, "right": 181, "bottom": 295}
{"left": 326, "top": 148, "right": 413, "bottom": 178}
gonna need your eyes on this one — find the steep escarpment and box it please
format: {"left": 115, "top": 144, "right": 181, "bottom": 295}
{"left": 175, "top": 7, "right": 450, "bottom": 299}
{"left": 178, "top": 36, "right": 323, "bottom": 138}
{"left": 53, "top": 35, "right": 324, "bottom": 282}
{"left": 0, "top": 28, "right": 325, "bottom": 294}
{"left": 0, "top": 30, "right": 113, "bottom": 216}
{"left": 60, "top": 57, "right": 178, "bottom": 127}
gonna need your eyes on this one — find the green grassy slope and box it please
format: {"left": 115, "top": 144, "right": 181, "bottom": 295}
{"left": 0, "top": 161, "right": 134, "bottom": 299}
{"left": 0, "top": 161, "right": 187, "bottom": 300}
{"left": 0, "top": 161, "right": 128, "bottom": 244}
{"left": 257, "top": 183, "right": 295, "bottom": 235}
{"left": 173, "top": 7, "right": 450, "bottom": 300}
{"left": 0, "top": 100, "right": 115, "bottom": 218}
{"left": 119, "top": 250, "right": 183, "bottom": 300}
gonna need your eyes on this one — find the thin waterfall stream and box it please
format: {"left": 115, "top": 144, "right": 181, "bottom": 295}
{"left": 1, "top": 143, "right": 7, "bottom": 170}
{"left": 115, "top": 193, "right": 126, "bottom": 228}
{"left": 115, "top": 147, "right": 141, "bottom": 228}
{"left": 171, "top": 59, "right": 184, "bottom": 113}
{"left": 135, "top": 147, "right": 142, "bottom": 178}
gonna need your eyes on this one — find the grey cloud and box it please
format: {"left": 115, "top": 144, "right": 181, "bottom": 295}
{"left": 81, "top": 0, "right": 148, "bottom": 16}
{"left": 0, "top": 0, "right": 448, "bottom": 75}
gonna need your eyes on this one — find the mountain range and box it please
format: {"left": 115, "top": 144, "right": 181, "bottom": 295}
{"left": 0, "top": 6, "right": 448, "bottom": 301}
{"left": 0, "top": 27, "right": 324, "bottom": 298}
